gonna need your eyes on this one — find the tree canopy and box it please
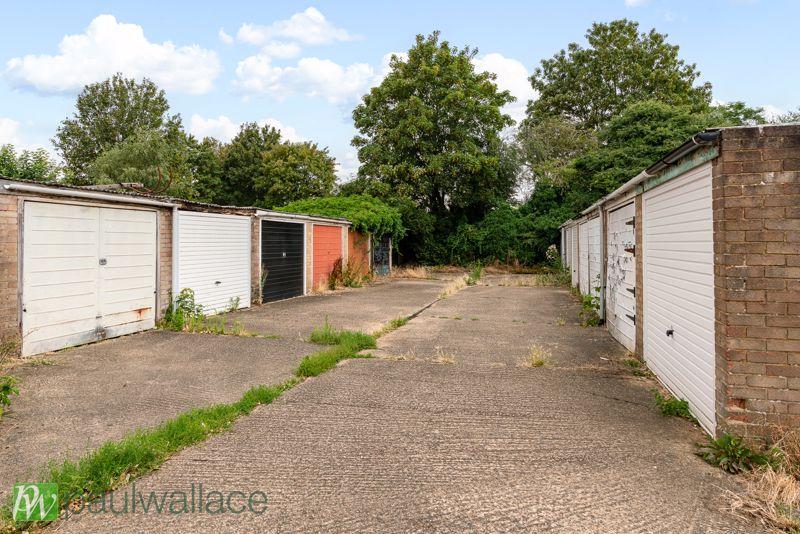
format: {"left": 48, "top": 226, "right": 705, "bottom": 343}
{"left": 352, "top": 32, "right": 517, "bottom": 223}
{"left": 0, "top": 144, "right": 61, "bottom": 182}
{"left": 278, "top": 195, "right": 405, "bottom": 238}
{"left": 527, "top": 19, "right": 712, "bottom": 130}
{"left": 85, "top": 128, "right": 195, "bottom": 198}
{"left": 54, "top": 74, "right": 181, "bottom": 181}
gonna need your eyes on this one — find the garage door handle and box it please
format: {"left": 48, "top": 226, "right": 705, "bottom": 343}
{"left": 215, "top": 281, "right": 222, "bottom": 285}
{"left": 666, "top": 328, "right": 674, "bottom": 337}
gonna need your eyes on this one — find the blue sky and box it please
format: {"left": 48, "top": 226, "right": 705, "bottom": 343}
{"left": 1, "top": 0, "right": 797, "bottom": 180}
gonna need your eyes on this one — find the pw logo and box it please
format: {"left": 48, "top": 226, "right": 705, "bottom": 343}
{"left": 12, "top": 483, "right": 59, "bottom": 522}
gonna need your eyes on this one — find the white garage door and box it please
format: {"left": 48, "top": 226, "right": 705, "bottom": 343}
{"left": 587, "top": 216, "right": 602, "bottom": 296}
{"left": 569, "top": 226, "right": 578, "bottom": 287}
{"left": 177, "top": 211, "right": 251, "bottom": 314}
{"left": 22, "top": 202, "right": 157, "bottom": 356}
{"left": 578, "top": 221, "right": 589, "bottom": 294}
{"left": 606, "top": 202, "right": 636, "bottom": 352}
{"left": 643, "top": 162, "right": 716, "bottom": 434}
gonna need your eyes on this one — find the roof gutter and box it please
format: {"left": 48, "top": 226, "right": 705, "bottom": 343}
{"left": 2, "top": 183, "right": 178, "bottom": 208}
{"left": 579, "top": 129, "right": 721, "bottom": 217}
{"left": 256, "top": 209, "right": 351, "bottom": 226}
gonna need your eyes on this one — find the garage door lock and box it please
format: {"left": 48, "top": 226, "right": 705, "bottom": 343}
{"left": 99, "top": 258, "right": 107, "bottom": 266}
{"left": 666, "top": 328, "right": 675, "bottom": 337}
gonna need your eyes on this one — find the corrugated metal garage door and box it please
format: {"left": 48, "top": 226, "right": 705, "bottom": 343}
{"left": 569, "top": 226, "right": 578, "bottom": 287}
{"left": 643, "top": 162, "right": 716, "bottom": 434}
{"left": 261, "top": 220, "right": 304, "bottom": 303}
{"left": 313, "top": 224, "right": 342, "bottom": 288}
{"left": 22, "top": 202, "right": 156, "bottom": 356}
{"left": 578, "top": 221, "right": 589, "bottom": 293}
{"left": 587, "top": 216, "right": 602, "bottom": 296}
{"left": 606, "top": 203, "right": 636, "bottom": 352}
{"left": 177, "top": 211, "right": 251, "bottom": 314}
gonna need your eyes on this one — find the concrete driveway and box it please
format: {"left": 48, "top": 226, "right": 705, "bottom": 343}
{"left": 0, "top": 278, "right": 445, "bottom": 497}
{"left": 53, "top": 276, "right": 761, "bottom": 533}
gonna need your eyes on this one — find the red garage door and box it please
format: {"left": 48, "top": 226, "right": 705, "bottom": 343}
{"left": 313, "top": 225, "right": 342, "bottom": 288}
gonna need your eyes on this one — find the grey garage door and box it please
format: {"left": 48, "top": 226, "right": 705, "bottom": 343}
{"left": 261, "top": 220, "right": 305, "bottom": 303}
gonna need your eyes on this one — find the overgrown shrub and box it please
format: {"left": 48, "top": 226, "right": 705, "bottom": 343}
{"left": 579, "top": 290, "right": 602, "bottom": 326}
{"left": 466, "top": 263, "right": 483, "bottom": 286}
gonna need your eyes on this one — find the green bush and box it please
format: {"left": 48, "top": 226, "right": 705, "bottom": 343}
{"left": 696, "top": 433, "right": 780, "bottom": 474}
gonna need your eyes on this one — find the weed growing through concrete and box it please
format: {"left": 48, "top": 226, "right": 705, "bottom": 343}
{"left": 520, "top": 345, "right": 551, "bottom": 368}
{"left": 27, "top": 358, "right": 56, "bottom": 367}
{"left": 0, "top": 378, "right": 299, "bottom": 531}
{"left": 470, "top": 317, "right": 479, "bottom": 321}
{"left": 297, "top": 326, "right": 376, "bottom": 377}
{"left": 432, "top": 347, "right": 455, "bottom": 364}
{"left": 466, "top": 263, "right": 483, "bottom": 286}
{"left": 439, "top": 276, "right": 468, "bottom": 299}
{"left": 373, "top": 316, "right": 409, "bottom": 338}
{"left": 555, "top": 316, "right": 566, "bottom": 326}
{"left": 622, "top": 357, "right": 652, "bottom": 377}
{"left": 0, "top": 375, "right": 19, "bottom": 420}
{"left": 697, "top": 433, "right": 779, "bottom": 475}
{"left": 652, "top": 390, "right": 697, "bottom": 423}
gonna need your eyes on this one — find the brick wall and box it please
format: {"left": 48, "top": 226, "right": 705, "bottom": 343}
{"left": 713, "top": 124, "right": 800, "bottom": 436}
{"left": 157, "top": 209, "right": 172, "bottom": 318}
{"left": 0, "top": 195, "right": 19, "bottom": 349}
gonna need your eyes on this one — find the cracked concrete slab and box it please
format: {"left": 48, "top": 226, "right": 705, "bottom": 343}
{"left": 0, "top": 278, "right": 448, "bottom": 499}
{"left": 52, "top": 277, "right": 761, "bottom": 533}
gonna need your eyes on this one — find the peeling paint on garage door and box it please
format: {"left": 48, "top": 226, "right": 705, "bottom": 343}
{"left": 606, "top": 202, "right": 636, "bottom": 352}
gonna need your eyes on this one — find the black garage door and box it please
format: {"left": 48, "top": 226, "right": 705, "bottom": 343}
{"left": 261, "top": 220, "right": 304, "bottom": 302}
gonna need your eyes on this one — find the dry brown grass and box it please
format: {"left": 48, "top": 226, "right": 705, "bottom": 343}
{"left": 519, "top": 344, "right": 551, "bottom": 368}
{"left": 729, "top": 427, "right": 800, "bottom": 531}
{"left": 497, "top": 274, "right": 563, "bottom": 287}
{"left": 438, "top": 275, "right": 468, "bottom": 299}
{"left": 390, "top": 266, "right": 430, "bottom": 279}
{"left": 432, "top": 347, "right": 456, "bottom": 364}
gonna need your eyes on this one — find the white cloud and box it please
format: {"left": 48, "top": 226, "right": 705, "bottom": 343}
{"left": 260, "top": 41, "right": 302, "bottom": 59}
{"left": 625, "top": 0, "right": 651, "bottom": 6}
{"left": 473, "top": 53, "right": 535, "bottom": 124}
{"left": 0, "top": 117, "right": 23, "bottom": 146}
{"left": 5, "top": 14, "right": 221, "bottom": 95}
{"left": 762, "top": 104, "right": 784, "bottom": 122}
{"left": 189, "top": 114, "right": 240, "bottom": 142}
{"left": 189, "top": 114, "right": 304, "bottom": 144}
{"left": 258, "top": 118, "right": 304, "bottom": 143}
{"left": 218, "top": 28, "right": 234, "bottom": 45}
{"left": 234, "top": 54, "right": 377, "bottom": 104}
{"left": 236, "top": 7, "right": 354, "bottom": 46}
{"left": 336, "top": 150, "right": 359, "bottom": 181}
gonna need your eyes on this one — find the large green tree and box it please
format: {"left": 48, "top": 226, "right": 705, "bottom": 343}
{"left": 85, "top": 128, "right": 195, "bottom": 198}
{"left": 257, "top": 142, "right": 336, "bottom": 208}
{"left": 0, "top": 144, "right": 62, "bottom": 182}
{"left": 218, "top": 123, "right": 281, "bottom": 206}
{"left": 352, "top": 32, "right": 516, "bottom": 224}
{"left": 527, "top": 19, "right": 712, "bottom": 131}
{"left": 186, "top": 136, "right": 225, "bottom": 204}
{"left": 54, "top": 74, "right": 181, "bottom": 181}
{"left": 216, "top": 123, "right": 336, "bottom": 208}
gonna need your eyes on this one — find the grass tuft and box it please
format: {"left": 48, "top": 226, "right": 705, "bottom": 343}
{"left": 0, "top": 378, "right": 297, "bottom": 531}
{"left": 373, "top": 316, "right": 409, "bottom": 338}
{"left": 309, "top": 319, "right": 376, "bottom": 350}
{"left": 652, "top": 389, "right": 697, "bottom": 422}
{"left": 520, "top": 344, "right": 551, "bottom": 368}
